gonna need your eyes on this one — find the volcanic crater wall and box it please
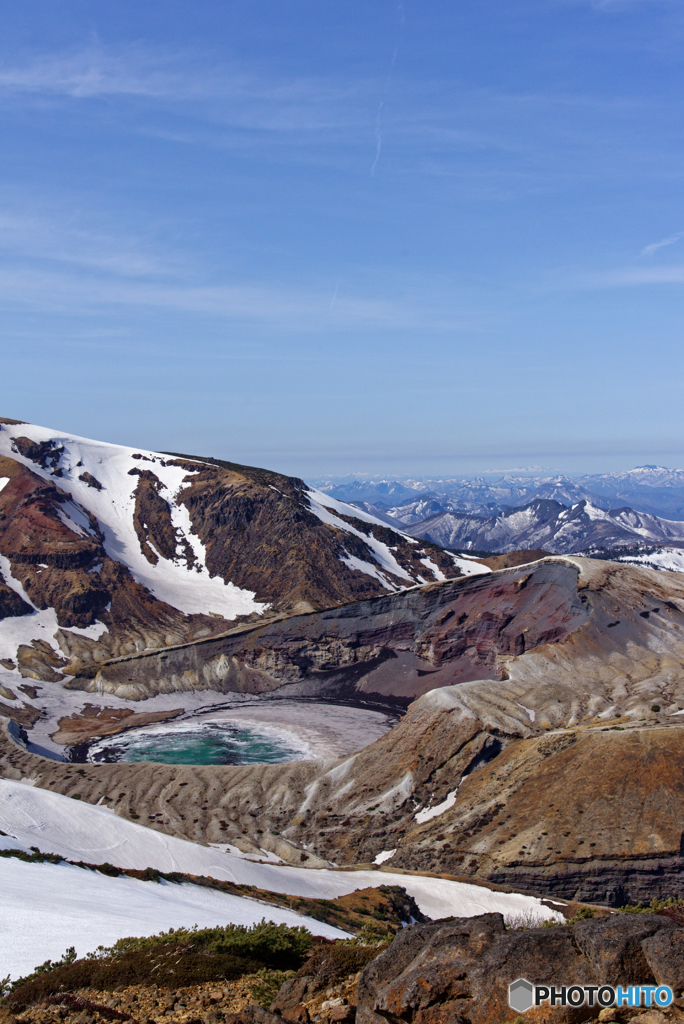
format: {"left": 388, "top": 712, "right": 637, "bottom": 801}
{"left": 70, "top": 559, "right": 589, "bottom": 701}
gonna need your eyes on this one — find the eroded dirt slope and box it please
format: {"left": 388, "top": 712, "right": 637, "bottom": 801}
{"left": 5, "top": 558, "right": 684, "bottom": 904}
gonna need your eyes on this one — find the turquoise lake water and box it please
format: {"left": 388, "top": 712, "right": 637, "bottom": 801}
{"left": 85, "top": 720, "right": 308, "bottom": 766}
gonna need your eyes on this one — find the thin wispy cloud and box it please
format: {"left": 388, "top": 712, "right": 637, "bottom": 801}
{"left": 0, "top": 46, "right": 194, "bottom": 99}
{"left": 0, "top": 42, "right": 665, "bottom": 191}
{"left": 0, "top": 206, "right": 178, "bottom": 279}
{"left": 580, "top": 264, "right": 684, "bottom": 288}
{"left": 0, "top": 44, "right": 374, "bottom": 146}
{"left": 640, "top": 231, "right": 684, "bottom": 256}
{"left": 0, "top": 262, "right": 482, "bottom": 335}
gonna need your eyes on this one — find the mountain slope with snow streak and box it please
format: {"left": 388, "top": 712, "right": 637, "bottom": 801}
{"left": 0, "top": 777, "right": 562, "bottom": 978}
{"left": 0, "top": 418, "right": 462, "bottom": 680}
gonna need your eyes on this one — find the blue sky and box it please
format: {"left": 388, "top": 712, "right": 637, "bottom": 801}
{"left": 3, "top": 0, "right": 684, "bottom": 477}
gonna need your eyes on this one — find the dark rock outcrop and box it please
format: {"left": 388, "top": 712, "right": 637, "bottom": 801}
{"left": 78, "top": 558, "right": 587, "bottom": 700}
{"left": 130, "top": 468, "right": 186, "bottom": 566}
{"left": 0, "top": 574, "right": 32, "bottom": 617}
{"left": 357, "top": 913, "right": 681, "bottom": 1024}
{"left": 273, "top": 944, "right": 382, "bottom": 1020}
{"left": 642, "top": 927, "right": 684, "bottom": 990}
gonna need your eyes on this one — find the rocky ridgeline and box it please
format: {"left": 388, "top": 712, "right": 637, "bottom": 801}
{"left": 6, "top": 913, "right": 684, "bottom": 1024}
{"left": 0, "top": 421, "right": 461, "bottom": 686}
{"left": 6, "top": 558, "right": 684, "bottom": 900}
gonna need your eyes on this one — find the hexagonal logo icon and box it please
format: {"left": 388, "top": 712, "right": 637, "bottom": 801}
{"left": 509, "top": 978, "right": 535, "bottom": 1013}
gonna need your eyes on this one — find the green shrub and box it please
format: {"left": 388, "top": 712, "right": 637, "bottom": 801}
{"left": 567, "top": 907, "right": 596, "bottom": 924}
{"left": 101, "top": 919, "right": 312, "bottom": 968}
{"left": 4, "top": 947, "right": 77, "bottom": 998}
{"left": 0, "top": 848, "right": 63, "bottom": 865}
{"left": 246, "top": 969, "right": 295, "bottom": 1008}
{"left": 621, "top": 896, "right": 684, "bottom": 914}
{"left": 6, "top": 921, "right": 313, "bottom": 1006}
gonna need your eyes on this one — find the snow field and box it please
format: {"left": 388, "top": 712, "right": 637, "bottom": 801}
{"left": 0, "top": 423, "right": 266, "bottom": 621}
{"left": 0, "top": 778, "right": 563, "bottom": 972}
{"left": 448, "top": 555, "right": 491, "bottom": 578}
{"left": 1, "top": 857, "right": 349, "bottom": 980}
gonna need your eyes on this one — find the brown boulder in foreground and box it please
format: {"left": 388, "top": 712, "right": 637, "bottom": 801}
{"left": 357, "top": 913, "right": 683, "bottom": 1024}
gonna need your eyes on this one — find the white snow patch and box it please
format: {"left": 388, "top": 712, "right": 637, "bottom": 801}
{"left": 516, "top": 703, "right": 536, "bottom": 722}
{"left": 373, "top": 849, "right": 396, "bottom": 865}
{"left": 340, "top": 552, "right": 396, "bottom": 591}
{"left": 583, "top": 503, "right": 610, "bottom": 523}
{"left": 0, "top": 477, "right": 9, "bottom": 493}
{"left": 0, "top": 856, "right": 349, "bottom": 980}
{"left": 414, "top": 789, "right": 458, "bottom": 824}
{"left": 56, "top": 500, "right": 95, "bottom": 537}
{"left": 450, "top": 555, "right": 491, "bottom": 577}
{"left": 0, "top": 423, "right": 267, "bottom": 621}
{"left": 419, "top": 556, "right": 446, "bottom": 582}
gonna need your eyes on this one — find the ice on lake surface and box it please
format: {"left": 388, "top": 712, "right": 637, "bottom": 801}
{"left": 86, "top": 719, "right": 311, "bottom": 765}
{"left": 80, "top": 698, "right": 401, "bottom": 766}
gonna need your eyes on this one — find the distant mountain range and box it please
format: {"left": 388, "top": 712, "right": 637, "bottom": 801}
{"left": 314, "top": 466, "right": 684, "bottom": 521}
{"left": 398, "top": 497, "right": 684, "bottom": 554}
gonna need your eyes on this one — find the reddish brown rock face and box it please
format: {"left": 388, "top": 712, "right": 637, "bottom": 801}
{"left": 86, "top": 558, "right": 587, "bottom": 701}
{"left": 0, "top": 432, "right": 464, "bottom": 674}
{"left": 357, "top": 913, "right": 682, "bottom": 1024}
{"left": 0, "top": 460, "right": 102, "bottom": 571}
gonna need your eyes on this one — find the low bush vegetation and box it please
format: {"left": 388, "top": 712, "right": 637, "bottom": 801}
{"left": 5, "top": 921, "right": 313, "bottom": 1007}
{"left": 620, "top": 896, "right": 684, "bottom": 916}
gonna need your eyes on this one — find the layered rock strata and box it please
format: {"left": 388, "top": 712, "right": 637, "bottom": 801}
{"left": 70, "top": 557, "right": 586, "bottom": 700}
{"left": 4, "top": 557, "right": 684, "bottom": 903}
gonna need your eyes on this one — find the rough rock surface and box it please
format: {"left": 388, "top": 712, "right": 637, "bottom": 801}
{"left": 73, "top": 557, "right": 586, "bottom": 700}
{"left": 272, "top": 943, "right": 382, "bottom": 1021}
{"left": 357, "top": 913, "right": 682, "bottom": 1024}
{"left": 0, "top": 422, "right": 462, "bottom": 677}
{"left": 6, "top": 558, "right": 684, "bottom": 900}
{"left": 4, "top": 979, "right": 284, "bottom": 1024}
